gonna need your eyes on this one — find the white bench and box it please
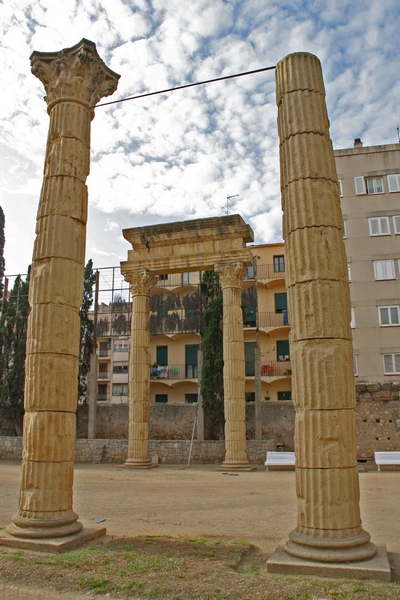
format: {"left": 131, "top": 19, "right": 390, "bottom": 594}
{"left": 265, "top": 451, "right": 295, "bottom": 471}
{"left": 374, "top": 451, "right": 400, "bottom": 472}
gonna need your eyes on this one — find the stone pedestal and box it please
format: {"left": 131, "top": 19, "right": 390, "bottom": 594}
{"left": 123, "top": 270, "right": 158, "bottom": 468}
{"left": 5, "top": 40, "right": 119, "bottom": 541}
{"left": 215, "top": 262, "right": 255, "bottom": 471}
{"left": 269, "top": 52, "right": 378, "bottom": 566}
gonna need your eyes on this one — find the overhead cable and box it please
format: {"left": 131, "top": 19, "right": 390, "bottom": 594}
{"left": 93, "top": 64, "right": 276, "bottom": 109}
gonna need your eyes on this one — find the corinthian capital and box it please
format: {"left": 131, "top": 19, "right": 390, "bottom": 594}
{"left": 215, "top": 262, "right": 246, "bottom": 289}
{"left": 30, "top": 38, "right": 120, "bottom": 109}
{"left": 125, "top": 270, "right": 157, "bottom": 296}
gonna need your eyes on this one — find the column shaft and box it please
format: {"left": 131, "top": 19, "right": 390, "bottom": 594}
{"left": 216, "top": 262, "right": 253, "bottom": 470}
{"left": 8, "top": 40, "right": 119, "bottom": 539}
{"left": 124, "top": 270, "right": 157, "bottom": 468}
{"left": 276, "top": 52, "right": 375, "bottom": 562}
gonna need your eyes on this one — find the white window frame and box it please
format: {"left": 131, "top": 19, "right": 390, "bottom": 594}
{"left": 366, "top": 177, "right": 384, "bottom": 195}
{"left": 347, "top": 263, "right": 351, "bottom": 282}
{"left": 343, "top": 220, "right": 347, "bottom": 239}
{"left": 393, "top": 215, "right": 400, "bottom": 234}
{"left": 378, "top": 305, "right": 400, "bottom": 326}
{"left": 338, "top": 179, "right": 343, "bottom": 197}
{"left": 350, "top": 307, "right": 355, "bottom": 328}
{"left": 373, "top": 260, "right": 395, "bottom": 280}
{"left": 368, "top": 216, "right": 390, "bottom": 236}
{"left": 353, "top": 355, "right": 358, "bottom": 377}
{"left": 387, "top": 174, "right": 400, "bottom": 192}
{"left": 383, "top": 353, "right": 400, "bottom": 375}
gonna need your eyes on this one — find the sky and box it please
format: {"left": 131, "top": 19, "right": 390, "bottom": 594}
{"left": 1, "top": 0, "right": 400, "bottom": 277}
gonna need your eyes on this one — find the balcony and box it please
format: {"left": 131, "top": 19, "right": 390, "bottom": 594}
{"left": 97, "top": 393, "right": 108, "bottom": 401}
{"left": 150, "top": 309, "right": 201, "bottom": 335}
{"left": 261, "top": 361, "right": 292, "bottom": 378}
{"left": 258, "top": 311, "right": 289, "bottom": 328}
{"left": 244, "top": 264, "right": 285, "bottom": 281}
{"left": 98, "top": 371, "right": 109, "bottom": 380}
{"left": 150, "top": 364, "right": 198, "bottom": 380}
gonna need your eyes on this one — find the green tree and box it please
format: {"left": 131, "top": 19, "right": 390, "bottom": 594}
{"left": 0, "top": 207, "right": 5, "bottom": 303}
{"left": 78, "top": 259, "right": 96, "bottom": 404}
{"left": 200, "top": 272, "right": 224, "bottom": 439}
{"left": 0, "top": 271, "right": 30, "bottom": 435}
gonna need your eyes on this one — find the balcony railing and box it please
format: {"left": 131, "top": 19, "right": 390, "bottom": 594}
{"left": 97, "top": 393, "right": 108, "bottom": 401}
{"left": 258, "top": 312, "right": 289, "bottom": 328}
{"left": 99, "top": 349, "right": 109, "bottom": 357}
{"left": 98, "top": 372, "right": 109, "bottom": 379}
{"left": 256, "top": 264, "right": 285, "bottom": 280}
{"left": 261, "top": 361, "right": 291, "bottom": 377}
{"left": 150, "top": 364, "right": 198, "bottom": 380}
{"left": 150, "top": 310, "right": 201, "bottom": 335}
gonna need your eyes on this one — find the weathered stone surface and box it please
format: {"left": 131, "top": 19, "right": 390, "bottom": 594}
{"left": 277, "top": 89, "right": 330, "bottom": 140}
{"left": 280, "top": 132, "right": 338, "bottom": 186}
{"left": 33, "top": 214, "right": 86, "bottom": 263}
{"left": 24, "top": 353, "right": 79, "bottom": 412}
{"left": 18, "top": 460, "right": 75, "bottom": 516}
{"left": 37, "top": 177, "right": 88, "bottom": 221}
{"left": 29, "top": 258, "right": 84, "bottom": 308}
{"left": 26, "top": 303, "right": 80, "bottom": 357}
{"left": 22, "top": 412, "right": 76, "bottom": 462}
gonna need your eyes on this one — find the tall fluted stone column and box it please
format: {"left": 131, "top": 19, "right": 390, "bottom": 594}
{"left": 276, "top": 52, "right": 375, "bottom": 562}
{"left": 124, "top": 270, "right": 157, "bottom": 468}
{"left": 215, "top": 262, "right": 254, "bottom": 471}
{"left": 8, "top": 40, "right": 119, "bottom": 539}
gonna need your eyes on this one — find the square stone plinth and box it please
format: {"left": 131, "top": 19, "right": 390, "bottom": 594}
{"left": 266, "top": 544, "right": 391, "bottom": 581}
{"left": 0, "top": 526, "right": 106, "bottom": 553}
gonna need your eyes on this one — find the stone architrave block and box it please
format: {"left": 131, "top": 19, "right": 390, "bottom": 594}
{"left": 18, "top": 461, "right": 75, "bottom": 516}
{"left": 26, "top": 304, "right": 80, "bottom": 357}
{"left": 29, "top": 257, "right": 84, "bottom": 308}
{"left": 37, "top": 177, "right": 88, "bottom": 222}
{"left": 48, "top": 101, "right": 91, "bottom": 144}
{"left": 22, "top": 412, "right": 76, "bottom": 462}
{"left": 295, "top": 466, "right": 362, "bottom": 532}
{"left": 288, "top": 280, "right": 351, "bottom": 342}
{"left": 295, "top": 409, "right": 358, "bottom": 468}
{"left": 44, "top": 137, "right": 90, "bottom": 181}
{"left": 33, "top": 215, "right": 86, "bottom": 263}
{"left": 282, "top": 179, "right": 343, "bottom": 234}
{"left": 24, "top": 353, "right": 79, "bottom": 412}
{"left": 277, "top": 89, "right": 329, "bottom": 140}
{"left": 279, "top": 132, "right": 338, "bottom": 186}
{"left": 285, "top": 226, "right": 348, "bottom": 286}
{"left": 290, "top": 338, "right": 356, "bottom": 411}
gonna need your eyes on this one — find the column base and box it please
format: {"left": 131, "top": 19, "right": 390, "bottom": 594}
{"left": 0, "top": 526, "right": 106, "bottom": 553}
{"left": 123, "top": 458, "right": 159, "bottom": 469}
{"left": 267, "top": 544, "right": 391, "bottom": 581}
{"left": 285, "top": 528, "right": 377, "bottom": 563}
{"left": 216, "top": 461, "right": 256, "bottom": 472}
{"left": 7, "top": 512, "right": 83, "bottom": 539}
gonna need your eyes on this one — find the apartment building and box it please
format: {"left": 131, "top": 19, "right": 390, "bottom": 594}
{"left": 335, "top": 141, "right": 400, "bottom": 381}
{"left": 93, "top": 243, "right": 292, "bottom": 405}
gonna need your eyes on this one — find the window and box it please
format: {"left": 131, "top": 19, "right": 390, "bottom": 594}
{"left": 277, "top": 340, "right": 290, "bottom": 361}
{"left": 99, "top": 363, "right": 108, "bottom": 378}
{"left": 185, "top": 344, "right": 199, "bottom": 378}
{"left": 113, "top": 362, "right": 128, "bottom": 374}
{"left": 246, "top": 265, "right": 255, "bottom": 279}
{"left": 378, "top": 306, "right": 400, "bottom": 326}
{"left": 383, "top": 354, "right": 400, "bottom": 375}
{"left": 353, "top": 355, "right": 358, "bottom": 377}
{"left": 155, "top": 394, "right": 168, "bottom": 403}
{"left": 350, "top": 307, "right": 355, "bottom": 328}
{"left": 245, "top": 341, "right": 256, "bottom": 376}
{"left": 243, "top": 306, "right": 256, "bottom": 327}
{"left": 245, "top": 392, "right": 255, "bottom": 402}
{"left": 368, "top": 217, "right": 390, "bottom": 236}
{"left": 273, "top": 255, "right": 285, "bottom": 272}
{"left": 156, "top": 345, "right": 168, "bottom": 366}
{"left": 182, "top": 272, "right": 190, "bottom": 285}
{"left": 393, "top": 215, "right": 400, "bottom": 234}
{"left": 114, "top": 340, "right": 129, "bottom": 352}
{"left": 158, "top": 274, "right": 168, "bottom": 281}
{"left": 387, "top": 174, "right": 400, "bottom": 192}
{"left": 99, "top": 341, "right": 109, "bottom": 357}
{"left": 373, "top": 260, "right": 395, "bottom": 280}
{"left": 97, "top": 383, "right": 107, "bottom": 401}
{"left": 338, "top": 179, "right": 343, "bottom": 197}
{"left": 113, "top": 383, "right": 128, "bottom": 396}
{"left": 275, "top": 293, "right": 288, "bottom": 313}
{"left": 348, "top": 263, "right": 351, "bottom": 282}
{"left": 343, "top": 220, "right": 347, "bottom": 238}
{"left": 277, "top": 391, "right": 292, "bottom": 401}
{"left": 185, "top": 394, "right": 198, "bottom": 403}
{"left": 354, "top": 176, "right": 384, "bottom": 195}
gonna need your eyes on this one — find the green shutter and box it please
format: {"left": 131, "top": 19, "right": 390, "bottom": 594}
{"left": 157, "top": 345, "right": 168, "bottom": 366}
{"left": 275, "top": 293, "right": 287, "bottom": 312}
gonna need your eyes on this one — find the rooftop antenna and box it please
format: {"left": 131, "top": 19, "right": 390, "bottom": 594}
{"left": 222, "top": 194, "right": 239, "bottom": 215}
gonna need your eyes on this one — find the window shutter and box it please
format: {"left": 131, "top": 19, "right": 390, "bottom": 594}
{"left": 393, "top": 215, "right": 400, "bottom": 234}
{"left": 395, "top": 354, "right": 400, "bottom": 373}
{"left": 380, "top": 217, "right": 390, "bottom": 234}
{"left": 354, "top": 176, "right": 366, "bottom": 195}
{"left": 390, "top": 306, "right": 400, "bottom": 325}
{"left": 369, "top": 218, "right": 380, "bottom": 235}
{"left": 386, "top": 260, "right": 395, "bottom": 279}
{"left": 379, "top": 306, "right": 390, "bottom": 325}
{"left": 373, "top": 261, "right": 384, "bottom": 280}
{"left": 353, "top": 355, "right": 358, "bottom": 376}
{"left": 384, "top": 354, "right": 394, "bottom": 373}
{"left": 387, "top": 174, "right": 400, "bottom": 192}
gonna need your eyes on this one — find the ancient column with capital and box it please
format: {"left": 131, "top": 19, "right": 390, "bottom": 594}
{"left": 215, "top": 262, "right": 254, "bottom": 471}
{"left": 7, "top": 40, "right": 119, "bottom": 540}
{"left": 124, "top": 269, "right": 158, "bottom": 468}
{"left": 275, "top": 52, "right": 376, "bottom": 563}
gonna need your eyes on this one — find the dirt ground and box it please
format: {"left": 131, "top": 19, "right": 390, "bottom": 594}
{"left": 1, "top": 461, "right": 400, "bottom": 599}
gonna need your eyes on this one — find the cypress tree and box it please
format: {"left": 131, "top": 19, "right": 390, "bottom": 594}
{"left": 78, "top": 259, "right": 96, "bottom": 403}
